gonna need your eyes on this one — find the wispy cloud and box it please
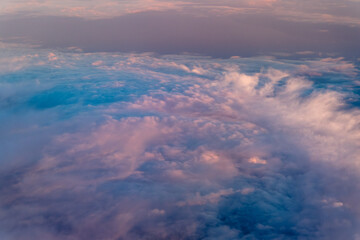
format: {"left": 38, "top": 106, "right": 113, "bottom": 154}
{"left": 1, "top": 0, "right": 360, "bottom": 28}
{"left": 0, "top": 0, "right": 189, "bottom": 19}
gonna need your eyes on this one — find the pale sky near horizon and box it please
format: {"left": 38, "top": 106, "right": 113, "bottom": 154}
{"left": 0, "top": 0, "right": 359, "bottom": 58}
{"left": 1, "top": 0, "right": 360, "bottom": 24}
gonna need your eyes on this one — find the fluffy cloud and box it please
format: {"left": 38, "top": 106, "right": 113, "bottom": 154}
{"left": 0, "top": 44, "right": 359, "bottom": 239}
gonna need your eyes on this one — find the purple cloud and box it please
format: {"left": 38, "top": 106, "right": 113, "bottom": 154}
{"left": 0, "top": 44, "right": 359, "bottom": 239}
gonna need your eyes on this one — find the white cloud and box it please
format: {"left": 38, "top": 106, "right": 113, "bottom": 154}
{"left": 0, "top": 45, "right": 360, "bottom": 239}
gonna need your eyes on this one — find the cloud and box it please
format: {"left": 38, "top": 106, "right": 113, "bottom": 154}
{"left": 248, "top": 0, "right": 278, "bottom": 7}
{"left": 0, "top": 0, "right": 189, "bottom": 19}
{"left": 1, "top": 0, "right": 360, "bottom": 30}
{"left": 47, "top": 52, "right": 58, "bottom": 61}
{"left": 0, "top": 44, "right": 360, "bottom": 239}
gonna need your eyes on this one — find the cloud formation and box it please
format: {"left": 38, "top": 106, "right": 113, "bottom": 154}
{"left": 0, "top": 44, "right": 360, "bottom": 239}
{"left": 0, "top": 0, "right": 188, "bottom": 19}
{"left": 1, "top": 0, "right": 360, "bottom": 29}
{"left": 1, "top": 11, "right": 359, "bottom": 59}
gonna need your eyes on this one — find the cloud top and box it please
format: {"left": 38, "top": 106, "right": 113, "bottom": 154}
{"left": 0, "top": 45, "right": 360, "bottom": 239}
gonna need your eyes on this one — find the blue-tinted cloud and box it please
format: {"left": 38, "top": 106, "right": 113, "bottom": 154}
{"left": 0, "top": 44, "right": 360, "bottom": 239}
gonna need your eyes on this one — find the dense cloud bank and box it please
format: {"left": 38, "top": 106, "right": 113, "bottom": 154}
{"left": 1, "top": 0, "right": 360, "bottom": 59}
{"left": 0, "top": 45, "right": 360, "bottom": 239}
{"left": 1, "top": 12, "right": 360, "bottom": 59}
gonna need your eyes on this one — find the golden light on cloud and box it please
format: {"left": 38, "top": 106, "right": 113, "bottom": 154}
{"left": 248, "top": 157, "right": 267, "bottom": 165}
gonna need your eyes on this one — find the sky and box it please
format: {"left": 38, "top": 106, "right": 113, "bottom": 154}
{"left": 0, "top": 1, "right": 360, "bottom": 240}
{"left": 0, "top": 0, "right": 360, "bottom": 58}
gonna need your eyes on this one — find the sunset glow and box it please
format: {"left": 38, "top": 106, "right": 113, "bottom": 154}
{"left": 0, "top": 1, "right": 359, "bottom": 239}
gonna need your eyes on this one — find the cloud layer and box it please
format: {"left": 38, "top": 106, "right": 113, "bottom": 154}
{"left": 1, "top": 0, "right": 360, "bottom": 27}
{"left": 0, "top": 44, "right": 360, "bottom": 239}
{"left": 1, "top": 11, "right": 359, "bottom": 59}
